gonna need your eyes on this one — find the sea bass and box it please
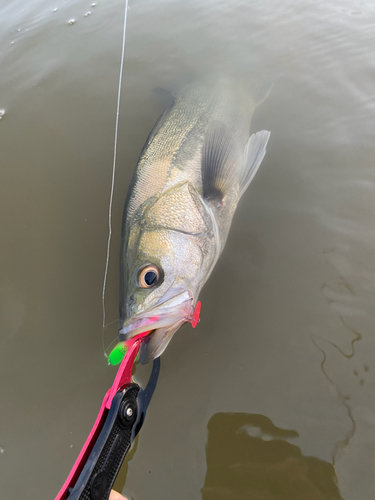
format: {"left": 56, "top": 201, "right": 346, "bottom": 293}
{"left": 119, "top": 79, "right": 270, "bottom": 363}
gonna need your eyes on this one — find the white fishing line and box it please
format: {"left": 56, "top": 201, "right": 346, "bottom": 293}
{"left": 102, "top": 0, "right": 129, "bottom": 345}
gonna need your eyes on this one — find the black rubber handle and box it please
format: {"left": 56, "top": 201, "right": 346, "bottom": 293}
{"left": 67, "top": 383, "right": 140, "bottom": 500}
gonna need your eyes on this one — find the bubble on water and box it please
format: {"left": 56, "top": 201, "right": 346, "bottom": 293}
{"left": 11, "top": 41, "right": 14, "bottom": 44}
{"left": 91, "top": 3, "right": 96, "bottom": 7}
{"left": 17, "top": 28, "right": 21, "bottom": 32}
{"left": 85, "top": 11, "right": 91, "bottom": 16}
{"left": 0, "top": 448, "right": 4, "bottom": 453}
{"left": 68, "top": 19, "right": 75, "bottom": 25}
{"left": 70, "top": 444, "right": 73, "bottom": 448}
{"left": 53, "top": 8, "right": 58, "bottom": 12}
{"left": 0, "top": 109, "right": 5, "bottom": 119}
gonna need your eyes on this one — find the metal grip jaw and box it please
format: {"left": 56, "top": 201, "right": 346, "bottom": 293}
{"left": 67, "top": 384, "right": 140, "bottom": 500}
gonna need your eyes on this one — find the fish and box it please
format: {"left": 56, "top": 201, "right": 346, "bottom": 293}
{"left": 118, "top": 78, "right": 270, "bottom": 363}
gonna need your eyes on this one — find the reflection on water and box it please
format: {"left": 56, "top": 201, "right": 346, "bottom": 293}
{"left": 202, "top": 413, "right": 343, "bottom": 500}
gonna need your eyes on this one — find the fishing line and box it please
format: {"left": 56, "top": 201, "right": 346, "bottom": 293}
{"left": 102, "top": 0, "right": 129, "bottom": 355}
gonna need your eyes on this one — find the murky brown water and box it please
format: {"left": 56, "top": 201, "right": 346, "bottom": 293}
{"left": 1, "top": 1, "right": 375, "bottom": 499}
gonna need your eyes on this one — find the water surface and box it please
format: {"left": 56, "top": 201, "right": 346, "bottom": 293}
{"left": 1, "top": 1, "right": 375, "bottom": 499}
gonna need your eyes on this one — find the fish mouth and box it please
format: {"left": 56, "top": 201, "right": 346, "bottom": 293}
{"left": 118, "top": 289, "right": 194, "bottom": 363}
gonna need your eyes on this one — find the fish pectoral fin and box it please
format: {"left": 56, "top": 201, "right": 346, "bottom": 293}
{"left": 239, "top": 130, "right": 271, "bottom": 199}
{"left": 202, "top": 121, "right": 241, "bottom": 202}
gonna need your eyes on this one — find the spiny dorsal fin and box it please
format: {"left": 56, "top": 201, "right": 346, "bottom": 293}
{"left": 239, "top": 130, "right": 270, "bottom": 199}
{"left": 153, "top": 87, "right": 175, "bottom": 104}
{"left": 202, "top": 121, "right": 241, "bottom": 202}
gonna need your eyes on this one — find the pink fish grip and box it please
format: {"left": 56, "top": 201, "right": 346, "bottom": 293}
{"left": 54, "top": 302, "right": 202, "bottom": 499}
{"left": 54, "top": 334, "right": 148, "bottom": 500}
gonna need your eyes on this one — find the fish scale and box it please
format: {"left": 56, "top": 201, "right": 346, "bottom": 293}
{"left": 127, "top": 90, "right": 207, "bottom": 219}
{"left": 145, "top": 182, "right": 209, "bottom": 234}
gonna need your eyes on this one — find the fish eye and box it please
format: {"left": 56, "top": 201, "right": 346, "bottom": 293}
{"left": 137, "top": 264, "right": 162, "bottom": 289}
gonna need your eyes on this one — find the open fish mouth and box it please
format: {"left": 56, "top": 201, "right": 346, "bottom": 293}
{"left": 118, "top": 289, "right": 194, "bottom": 363}
{"left": 138, "top": 321, "right": 187, "bottom": 363}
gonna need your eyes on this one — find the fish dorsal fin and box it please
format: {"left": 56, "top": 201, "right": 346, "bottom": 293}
{"left": 202, "top": 121, "right": 241, "bottom": 202}
{"left": 153, "top": 87, "right": 175, "bottom": 105}
{"left": 239, "top": 130, "right": 270, "bottom": 199}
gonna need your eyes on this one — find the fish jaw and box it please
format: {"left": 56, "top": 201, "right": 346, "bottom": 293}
{"left": 138, "top": 321, "right": 186, "bottom": 364}
{"left": 118, "top": 288, "right": 194, "bottom": 362}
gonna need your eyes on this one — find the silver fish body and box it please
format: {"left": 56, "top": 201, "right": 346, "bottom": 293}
{"left": 119, "top": 79, "right": 270, "bottom": 363}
